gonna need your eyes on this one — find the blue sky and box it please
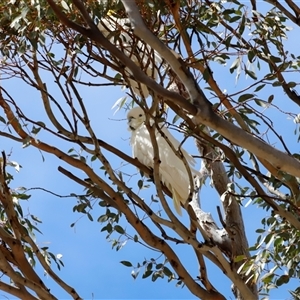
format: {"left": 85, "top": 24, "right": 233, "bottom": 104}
{"left": 0, "top": 1, "right": 300, "bottom": 299}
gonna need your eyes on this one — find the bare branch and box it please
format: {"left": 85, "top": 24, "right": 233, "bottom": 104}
{"left": 0, "top": 281, "right": 38, "bottom": 300}
{"left": 285, "top": 0, "right": 300, "bottom": 17}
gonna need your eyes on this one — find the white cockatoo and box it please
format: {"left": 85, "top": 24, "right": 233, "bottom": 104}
{"left": 127, "top": 107, "right": 199, "bottom": 215}
{"left": 98, "top": 14, "right": 163, "bottom": 98}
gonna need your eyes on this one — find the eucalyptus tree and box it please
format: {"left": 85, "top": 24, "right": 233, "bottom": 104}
{"left": 0, "top": 0, "right": 300, "bottom": 299}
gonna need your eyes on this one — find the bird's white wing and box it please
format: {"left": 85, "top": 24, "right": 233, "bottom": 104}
{"left": 98, "top": 16, "right": 163, "bottom": 98}
{"left": 131, "top": 125, "right": 154, "bottom": 168}
{"left": 160, "top": 125, "right": 197, "bottom": 167}
{"left": 159, "top": 124, "right": 200, "bottom": 213}
{"left": 156, "top": 130, "right": 190, "bottom": 190}
{"left": 131, "top": 122, "right": 198, "bottom": 215}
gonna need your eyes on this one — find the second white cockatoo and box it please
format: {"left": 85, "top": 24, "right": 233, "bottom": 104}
{"left": 98, "top": 14, "right": 163, "bottom": 98}
{"left": 127, "top": 107, "right": 199, "bottom": 215}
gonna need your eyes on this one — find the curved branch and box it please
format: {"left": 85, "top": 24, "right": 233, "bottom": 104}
{"left": 23, "top": 234, "right": 83, "bottom": 300}
{"left": 191, "top": 129, "right": 300, "bottom": 230}
{"left": 0, "top": 281, "right": 38, "bottom": 300}
{"left": 0, "top": 246, "right": 56, "bottom": 300}
{"left": 46, "top": 0, "right": 300, "bottom": 181}
{"left": 120, "top": 0, "right": 300, "bottom": 182}
{"left": 285, "top": 0, "right": 300, "bottom": 17}
{"left": 0, "top": 154, "right": 50, "bottom": 299}
{"left": 46, "top": 0, "right": 196, "bottom": 113}
{"left": 105, "top": 189, "right": 226, "bottom": 300}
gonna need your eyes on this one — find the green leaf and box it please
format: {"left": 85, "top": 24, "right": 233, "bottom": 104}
{"left": 287, "top": 82, "right": 296, "bottom": 88}
{"left": 114, "top": 225, "right": 125, "bottom": 234}
{"left": 176, "top": 280, "right": 183, "bottom": 287}
{"left": 238, "top": 94, "right": 254, "bottom": 102}
{"left": 114, "top": 73, "right": 123, "bottom": 80}
{"left": 203, "top": 67, "right": 211, "bottom": 81}
{"left": 276, "top": 275, "right": 289, "bottom": 286}
{"left": 31, "top": 126, "right": 41, "bottom": 135}
{"left": 245, "top": 69, "right": 257, "bottom": 80}
{"left": 152, "top": 271, "right": 162, "bottom": 282}
{"left": 172, "top": 114, "right": 180, "bottom": 124}
{"left": 0, "top": 116, "right": 6, "bottom": 124}
{"left": 16, "top": 193, "right": 31, "bottom": 200}
{"left": 138, "top": 180, "right": 143, "bottom": 189}
{"left": 31, "top": 215, "right": 42, "bottom": 223}
{"left": 269, "top": 55, "right": 282, "bottom": 63}
{"left": 267, "top": 95, "right": 274, "bottom": 103}
{"left": 248, "top": 50, "right": 256, "bottom": 63}
{"left": 230, "top": 15, "right": 241, "bottom": 23}
{"left": 233, "top": 255, "right": 246, "bottom": 263}
{"left": 254, "top": 99, "right": 269, "bottom": 107}
{"left": 120, "top": 261, "right": 132, "bottom": 267}
{"left": 106, "top": 223, "right": 112, "bottom": 233}
{"left": 254, "top": 84, "right": 265, "bottom": 92}
{"left": 131, "top": 269, "right": 139, "bottom": 279}
{"left": 142, "top": 270, "right": 152, "bottom": 279}
{"left": 36, "top": 121, "right": 46, "bottom": 128}
{"left": 97, "top": 215, "right": 108, "bottom": 223}
{"left": 147, "top": 263, "right": 153, "bottom": 271}
{"left": 87, "top": 213, "right": 93, "bottom": 221}
{"left": 163, "top": 266, "right": 173, "bottom": 277}
{"left": 238, "top": 15, "right": 246, "bottom": 35}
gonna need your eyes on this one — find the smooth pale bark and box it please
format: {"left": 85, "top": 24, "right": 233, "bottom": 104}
{"left": 195, "top": 137, "right": 258, "bottom": 300}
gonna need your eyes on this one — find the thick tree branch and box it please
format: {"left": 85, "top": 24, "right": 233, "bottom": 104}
{"left": 23, "top": 234, "right": 83, "bottom": 300}
{"left": 46, "top": 0, "right": 300, "bottom": 181}
{"left": 0, "top": 281, "right": 38, "bottom": 300}
{"left": 0, "top": 245, "right": 55, "bottom": 300}
{"left": 46, "top": 0, "right": 195, "bottom": 113}
{"left": 191, "top": 129, "right": 300, "bottom": 229}
{"left": 120, "top": 0, "right": 300, "bottom": 183}
{"left": 0, "top": 154, "right": 50, "bottom": 299}
{"left": 105, "top": 188, "right": 226, "bottom": 300}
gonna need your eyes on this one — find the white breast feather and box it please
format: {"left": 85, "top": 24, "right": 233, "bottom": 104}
{"left": 131, "top": 122, "right": 197, "bottom": 215}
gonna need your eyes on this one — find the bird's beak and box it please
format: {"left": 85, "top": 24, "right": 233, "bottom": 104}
{"left": 127, "top": 117, "right": 135, "bottom": 131}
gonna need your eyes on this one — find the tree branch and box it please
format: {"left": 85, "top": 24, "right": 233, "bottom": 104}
{"left": 0, "top": 281, "right": 38, "bottom": 300}
{"left": 120, "top": 0, "right": 300, "bottom": 184}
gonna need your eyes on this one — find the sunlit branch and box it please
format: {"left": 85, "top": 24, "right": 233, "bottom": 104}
{"left": 121, "top": 0, "right": 300, "bottom": 181}
{"left": 23, "top": 233, "right": 83, "bottom": 300}
{"left": 58, "top": 166, "right": 185, "bottom": 243}
{"left": 46, "top": 0, "right": 195, "bottom": 112}
{"left": 192, "top": 129, "right": 300, "bottom": 229}
{"left": 0, "top": 281, "right": 38, "bottom": 300}
{"left": 193, "top": 247, "right": 217, "bottom": 292}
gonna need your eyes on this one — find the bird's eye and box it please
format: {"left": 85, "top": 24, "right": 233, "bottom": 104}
{"left": 139, "top": 114, "right": 142, "bottom": 117}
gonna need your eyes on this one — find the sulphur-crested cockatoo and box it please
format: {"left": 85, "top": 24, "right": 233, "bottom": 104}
{"left": 98, "top": 14, "right": 162, "bottom": 98}
{"left": 127, "top": 107, "right": 198, "bottom": 215}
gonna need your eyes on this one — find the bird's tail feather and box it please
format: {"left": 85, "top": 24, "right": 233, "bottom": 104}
{"left": 171, "top": 188, "right": 182, "bottom": 216}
